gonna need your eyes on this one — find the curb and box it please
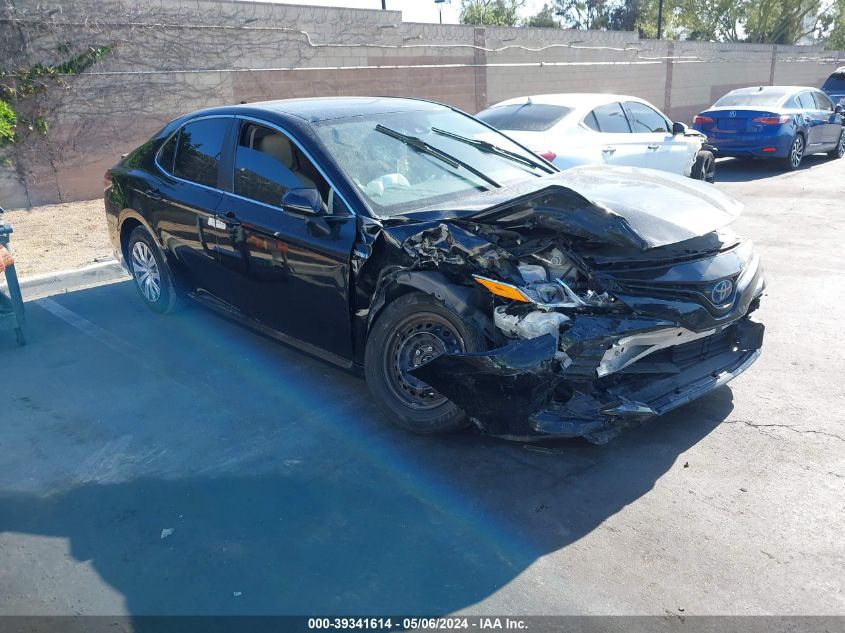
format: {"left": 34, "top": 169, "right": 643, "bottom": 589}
{"left": 0, "top": 259, "right": 130, "bottom": 301}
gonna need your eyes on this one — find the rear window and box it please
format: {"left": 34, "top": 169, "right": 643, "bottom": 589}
{"left": 171, "top": 117, "right": 231, "bottom": 188}
{"left": 476, "top": 104, "right": 573, "bottom": 131}
{"left": 714, "top": 90, "right": 788, "bottom": 107}
{"left": 822, "top": 73, "right": 845, "bottom": 91}
{"left": 590, "top": 102, "right": 631, "bottom": 133}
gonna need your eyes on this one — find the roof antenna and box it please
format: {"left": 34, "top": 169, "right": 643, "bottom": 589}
{"left": 527, "top": 96, "right": 533, "bottom": 105}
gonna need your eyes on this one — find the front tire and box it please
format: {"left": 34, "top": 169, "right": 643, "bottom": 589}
{"left": 127, "top": 226, "right": 179, "bottom": 314}
{"left": 364, "top": 292, "right": 487, "bottom": 435}
{"left": 828, "top": 129, "right": 845, "bottom": 159}
{"left": 783, "top": 134, "right": 805, "bottom": 171}
{"left": 691, "top": 150, "right": 716, "bottom": 183}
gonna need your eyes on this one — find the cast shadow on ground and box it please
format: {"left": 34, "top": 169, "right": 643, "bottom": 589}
{"left": 0, "top": 282, "right": 735, "bottom": 618}
{"left": 713, "top": 154, "right": 832, "bottom": 182}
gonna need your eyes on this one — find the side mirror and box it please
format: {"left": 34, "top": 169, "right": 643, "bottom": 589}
{"left": 281, "top": 188, "right": 322, "bottom": 215}
{"left": 672, "top": 121, "right": 687, "bottom": 135}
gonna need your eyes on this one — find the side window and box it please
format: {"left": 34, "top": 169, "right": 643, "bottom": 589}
{"left": 592, "top": 103, "right": 631, "bottom": 133}
{"left": 797, "top": 92, "right": 816, "bottom": 110}
{"left": 583, "top": 110, "right": 601, "bottom": 131}
{"left": 158, "top": 133, "right": 178, "bottom": 174}
{"left": 812, "top": 91, "right": 834, "bottom": 111}
{"left": 234, "top": 122, "right": 339, "bottom": 211}
{"left": 625, "top": 101, "right": 670, "bottom": 133}
{"left": 172, "top": 118, "right": 230, "bottom": 188}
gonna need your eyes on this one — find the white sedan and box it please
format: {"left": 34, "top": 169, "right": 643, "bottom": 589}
{"left": 476, "top": 93, "right": 715, "bottom": 182}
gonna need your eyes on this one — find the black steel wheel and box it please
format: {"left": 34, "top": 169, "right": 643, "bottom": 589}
{"left": 365, "top": 292, "right": 487, "bottom": 434}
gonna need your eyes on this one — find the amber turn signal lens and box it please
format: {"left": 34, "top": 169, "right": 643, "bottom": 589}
{"left": 473, "top": 275, "right": 530, "bottom": 302}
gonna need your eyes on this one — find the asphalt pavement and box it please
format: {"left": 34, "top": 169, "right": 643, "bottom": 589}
{"left": 1, "top": 154, "right": 843, "bottom": 617}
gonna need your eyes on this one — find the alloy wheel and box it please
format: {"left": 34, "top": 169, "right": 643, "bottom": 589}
{"left": 698, "top": 154, "right": 716, "bottom": 182}
{"left": 838, "top": 132, "right": 845, "bottom": 158}
{"left": 790, "top": 136, "right": 804, "bottom": 169}
{"left": 131, "top": 241, "right": 162, "bottom": 303}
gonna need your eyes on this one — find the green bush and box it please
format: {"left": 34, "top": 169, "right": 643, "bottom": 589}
{"left": 0, "top": 99, "right": 16, "bottom": 147}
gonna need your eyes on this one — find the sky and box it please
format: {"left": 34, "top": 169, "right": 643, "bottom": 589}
{"left": 250, "top": 0, "right": 550, "bottom": 25}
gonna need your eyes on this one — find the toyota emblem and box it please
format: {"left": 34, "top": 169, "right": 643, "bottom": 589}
{"left": 711, "top": 279, "right": 733, "bottom": 304}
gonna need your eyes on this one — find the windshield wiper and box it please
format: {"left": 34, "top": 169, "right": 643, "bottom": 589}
{"left": 374, "top": 124, "right": 500, "bottom": 189}
{"left": 431, "top": 127, "right": 556, "bottom": 174}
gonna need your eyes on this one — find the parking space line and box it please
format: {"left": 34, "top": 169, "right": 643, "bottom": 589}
{"left": 37, "top": 297, "right": 194, "bottom": 391}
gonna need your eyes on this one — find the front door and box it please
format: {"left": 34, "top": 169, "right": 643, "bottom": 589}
{"left": 623, "top": 101, "right": 689, "bottom": 174}
{"left": 212, "top": 119, "right": 358, "bottom": 360}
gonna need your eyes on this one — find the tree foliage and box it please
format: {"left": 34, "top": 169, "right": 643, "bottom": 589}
{"left": 522, "top": 2, "right": 560, "bottom": 27}
{"left": 548, "top": 0, "right": 843, "bottom": 45}
{"left": 460, "top": 0, "right": 527, "bottom": 26}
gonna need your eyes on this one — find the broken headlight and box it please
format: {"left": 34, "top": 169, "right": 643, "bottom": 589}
{"left": 473, "top": 275, "right": 615, "bottom": 309}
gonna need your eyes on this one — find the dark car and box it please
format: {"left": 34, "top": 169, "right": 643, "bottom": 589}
{"left": 692, "top": 85, "right": 845, "bottom": 170}
{"left": 105, "top": 97, "right": 765, "bottom": 443}
{"left": 822, "top": 66, "right": 845, "bottom": 108}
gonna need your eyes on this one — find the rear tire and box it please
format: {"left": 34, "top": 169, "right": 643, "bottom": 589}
{"left": 127, "top": 226, "right": 179, "bottom": 314}
{"left": 364, "top": 291, "right": 487, "bottom": 435}
{"left": 783, "top": 134, "right": 805, "bottom": 171}
{"left": 691, "top": 150, "right": 716, "bottom": 183}
{"left": 828, "top": 129, "right": 845, "bottom": 159}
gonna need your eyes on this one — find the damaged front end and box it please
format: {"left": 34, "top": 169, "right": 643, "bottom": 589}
{"left": 365, "top": 168, "right": 765, "bottom": 443}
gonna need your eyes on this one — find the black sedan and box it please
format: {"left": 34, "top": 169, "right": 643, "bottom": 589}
{"left": 105, "top": 97, "right": 765, "bottom": 443}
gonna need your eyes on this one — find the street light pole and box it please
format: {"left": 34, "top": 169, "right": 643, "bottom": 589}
{"left": 381, "top": 0, "right": 386, "bottom": 9}
{"left": 657, "top": 0, "right": 664, "bottom": 39}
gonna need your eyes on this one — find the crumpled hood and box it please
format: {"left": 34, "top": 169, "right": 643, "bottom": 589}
{"left": 407, "top": 165, "right": 742, "bottom": 250}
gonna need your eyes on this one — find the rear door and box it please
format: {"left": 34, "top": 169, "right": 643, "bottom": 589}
{"left": 212, "top": 117, "right": 358, "bottom": 361}
{"left": 151, "top": 115, "right": 233, "bottom": 298}
{"left": 585, "top": 102, "right": 645, "bottom": 167}
{"left": 797, "top": 91, "right": 826, "bottom": 148}
{"left": 623, "top": 100, "right": 691, "bottom": 174}
{"left": 811, "top": 90, "right": 841, "bottom": 146}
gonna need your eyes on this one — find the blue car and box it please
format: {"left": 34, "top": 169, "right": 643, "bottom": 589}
{"left": 822, "top": 67, "right": 845, "bottom": 108}
{"left": 692, "top": 85, "right": 845, "bottom": 170}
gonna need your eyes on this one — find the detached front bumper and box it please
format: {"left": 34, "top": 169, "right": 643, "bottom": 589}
{"left": 411, "top": 316, "right": 764, "bottom": 443}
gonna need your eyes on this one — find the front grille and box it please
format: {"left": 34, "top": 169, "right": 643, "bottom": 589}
{"left": 604, "top": 275, "right": 741, "bottom": 314}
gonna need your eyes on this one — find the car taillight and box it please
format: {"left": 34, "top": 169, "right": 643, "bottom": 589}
{"left": 693, "top": 115, "right": 714, "bottom": 125}
{"left": 752, "top": 115, "right": 791, "bottom": 125}
{"left": 104, "top": 171, "right": 113, "bottom": 186}
{"left": 538, "top": 150, "right": 556, "bottom": 162}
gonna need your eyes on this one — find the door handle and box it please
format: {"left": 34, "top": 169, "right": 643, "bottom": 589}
{"left": 647, "top": 144, "right": 660, "bottom": 150}
{"left": 601, "top": 147, "right": 616, "bottom": 154}
{"left": 145, "top": 188, "right": 162, "bottom": 201}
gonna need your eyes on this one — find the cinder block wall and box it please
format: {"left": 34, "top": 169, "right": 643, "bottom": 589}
{"left": 0, "top": 0, "right": 842, "bottom": 207}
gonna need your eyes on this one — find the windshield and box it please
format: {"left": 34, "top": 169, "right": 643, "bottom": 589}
{"left": 822, "top": 73, "right": 845, "bottom": 92}
{"left": 714, "top": 90, "right": 788, "bottom": 107}
{"left": 476, "top": 103, "right": 573, "bottom": 131}
{"left": 313, "top": 108, "right": 550, "bottom": 217}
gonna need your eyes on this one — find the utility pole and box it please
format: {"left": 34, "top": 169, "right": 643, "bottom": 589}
{"left": 657, "top": 0, "right": 664, "bottom": 39}
{"left": 381, "top": 0, "right": 386, "bottom": 9}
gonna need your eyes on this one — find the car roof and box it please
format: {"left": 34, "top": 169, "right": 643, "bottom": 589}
{"left": 485, "top": 93, "right": 653, "bottom": 110}
{"left": 724, "top": 85, "right": 817, "bottom": 96}
{"left": 181, "top": 96, "right": 448, "bottom": 124}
